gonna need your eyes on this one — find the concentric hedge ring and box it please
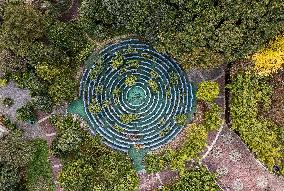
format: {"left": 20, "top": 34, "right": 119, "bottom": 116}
{"left": 80, "top": 39, "right": 196, "bottom": 152}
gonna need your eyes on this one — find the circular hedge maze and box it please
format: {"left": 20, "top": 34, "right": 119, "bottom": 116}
{"left": 79, "top": 39, "right": 196, "bottom": 153}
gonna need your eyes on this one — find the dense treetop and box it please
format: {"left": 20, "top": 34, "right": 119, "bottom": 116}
{"left": 80, "top": 0, "right": 284, "bottom": 69}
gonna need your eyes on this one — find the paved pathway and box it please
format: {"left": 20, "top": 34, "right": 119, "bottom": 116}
{"left": 139, "top": 170, "right": 179, "bottom": 191}
{"left": 37, "top": 111, "right": 63, "bottom": 191}
{"left": 0, "top": 81, "right": 31, "bottom": 121}
{"left": 202, "top": 125, "right": 284, "bottom": 191}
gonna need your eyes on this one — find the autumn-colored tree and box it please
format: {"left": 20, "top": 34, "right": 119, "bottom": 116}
{"left": 251, "top": 35, "right": 284, "bottom": 76}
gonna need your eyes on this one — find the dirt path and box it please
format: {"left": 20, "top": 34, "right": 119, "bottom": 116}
{"left": 36, "top": 111, "right": 63, "bottom": 191}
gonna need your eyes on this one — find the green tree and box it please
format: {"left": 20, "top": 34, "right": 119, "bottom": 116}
{"left": 31, "top": 96, "right": 53, "bottom": 112}
{"left": 47, "top": 21, "right": 89, "bottom": 57}
{"left": 0, "top": 49, "right": 27, "bottom": 74}
{"left": 0, "top": 3, "right": 46, "bottom": 56}
{"left": 51, "top": 115, "right": 84, "bottom": 155}
{"left": 48, "top": 75, "right": 77, "bottom": 104}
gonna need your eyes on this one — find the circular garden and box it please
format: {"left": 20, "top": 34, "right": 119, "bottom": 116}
{"left": 79, "top": 39, "right": 196, "bottom": 153}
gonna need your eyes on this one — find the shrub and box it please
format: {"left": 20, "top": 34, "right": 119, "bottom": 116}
{"left": 183, "top": 47, "right": 225, "bottom": 70}
{"left": 124, "top": 75, "right": 137, "bottom": 87}
{"left": 150, "top": 70, "right": 159, "bottom": 79}
{"left": 174, "top": 114, "right": 187, "bottom": 126}
{"left": 148, "top": 79, "right": 159, "bottom": 93}
{"left": 35, "top": 64, "right": 60, "bottom": 82}
{"left": 88, "top": 99, "right": 101, "bottom": 114}
{"left": 112, "top": 87, "right": 121, "bottom": 98}
{"left": 2, "top": 97, "right": 14, "bottom": 107}
{"left": 12, "top": 71, "right": 48, "bottom": 96}
{"left": 197, "top": 81, "right": 220, "bottom": 102}
{"left": 48, "top": 75, "right": 77, "bottom": 104}
{"left": 0, "top": 133, "right": 34, "bottom": 168}
{"left": 47, "top": 21, "right": 89, "bottom": 57}
{"left": 120, "top": 113, "right": 139, "bottom": 124}
{"left": 16, "top": 103, "right": 36, "bottom": 123}
{"left": 58, "top": 134, "right": 139, "bottom": 191}
{"left": 111, "top": 52, "right": 124, "bottom": 69}
{"left": 251, "top": 35, "right": 284, "bottom": 76}
{"left": 160, "top": 166, "right": 220, "bottom": 191}
{"left": 0, "top": 78, "right": 7, "bottom": 87}
{"left": 203, "top": 103, "right": 223, "bottom": 131}
{"left": 51, "top": 115, "right": 84, "bottom": 155}
{"left": 169, "top": 72, "right": 179, "bottom": 86}
{"left": 0, "top": 3, "right": 46, "bottom": 57}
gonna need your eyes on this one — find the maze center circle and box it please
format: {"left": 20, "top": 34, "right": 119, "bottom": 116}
{"left": 80, "top": 39, "right": 196, "bottom": 152}
{"left": 126, "top": 85, "right": 147, "bottom": 106}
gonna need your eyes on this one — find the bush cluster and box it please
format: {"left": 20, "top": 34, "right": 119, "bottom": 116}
{"left": 50, "top": 115, "right": 139, "bottom": 191}
{"left": 197, "top": 81, "right": 220, "bottom": 102}
{"left": 228, "top": 72, "right": 284, "bottom": 174}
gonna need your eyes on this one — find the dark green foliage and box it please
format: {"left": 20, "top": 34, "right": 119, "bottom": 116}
{"left": 26, "top": 139, "right": 54, "bottom": 191}
{"left": 48, "top": 21, "right": 90, "bottom": 57}
{"left": 228, "top": 72, "right": 284, "bottom": 173}
{"left": 159, "top": 166, "right": 220, "bottom": 191}
{"left": 79, "top": 0, "right": 284, "bottom": 69}
{"left": 16, "top": 102, "right": 36, "bottom": 123}
{"left": 59, "top": 150, "right": 138, "bottom": 191}
{"left": 0, "top": 163, "right": 20, "bottom": 191}
{"left": 47, "top": 0, "right": 72, "bottom": 17}
{"left": 0, "top": 49, "right": 27, "bottom": 74}
{"left": 31, "top": 96, "right": 53, "bottom": 112}
{"left": 27, "top": 42, "right": 70, "bottom": 68}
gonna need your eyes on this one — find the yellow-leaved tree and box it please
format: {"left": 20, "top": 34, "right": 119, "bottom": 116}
{"left": 251, "top": 35, "right": 284, "bottom": 76}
